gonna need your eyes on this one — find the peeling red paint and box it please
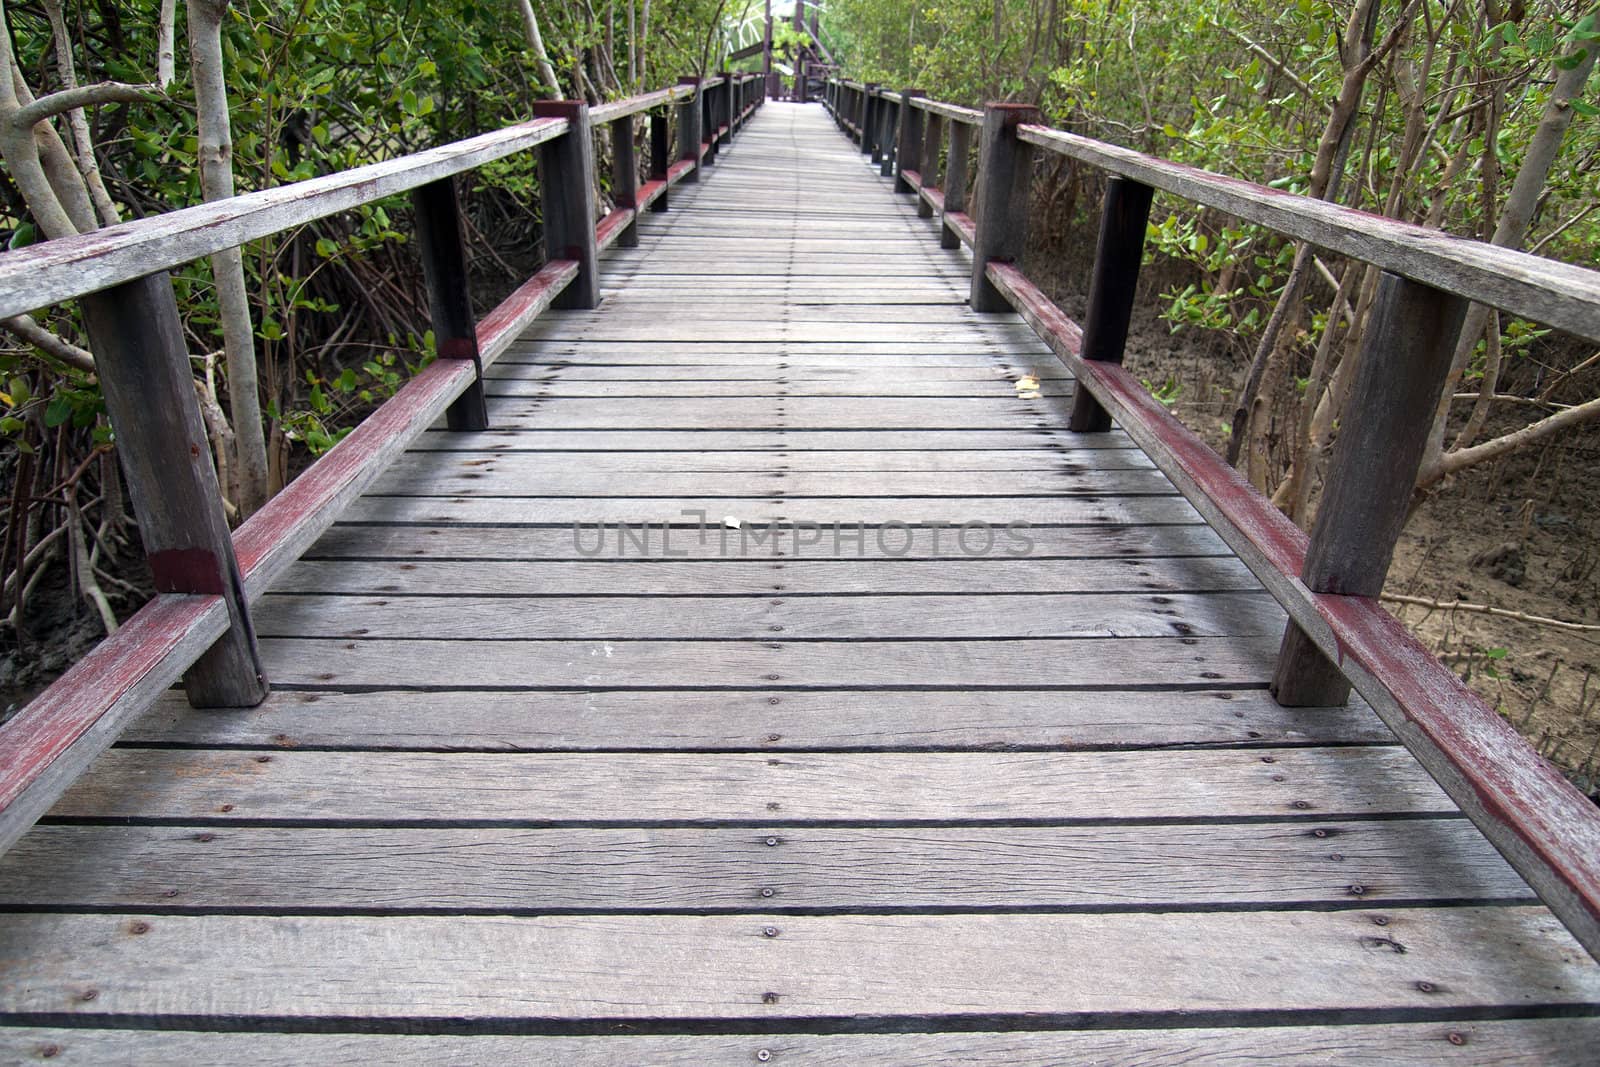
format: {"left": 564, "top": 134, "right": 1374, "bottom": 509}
{"left": 595, "top": 209, "right": 637, "bottom": 251}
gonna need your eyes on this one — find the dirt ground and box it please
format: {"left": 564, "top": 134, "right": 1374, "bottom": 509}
{"left": 1028, "top": 214, "right": 1600, "bottom": 802}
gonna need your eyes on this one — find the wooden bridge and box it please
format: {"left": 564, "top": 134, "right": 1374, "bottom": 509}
{"left": 1, "top": 76, "right": 1599, "bottom": 1060}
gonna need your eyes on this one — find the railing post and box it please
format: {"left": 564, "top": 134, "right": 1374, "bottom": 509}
{"left": 649, "top": 108, "right": 670, "bottom": 213}
{"left": 878, "top": 96, "right": 899, "bottom": 177}
{"left": 677, "top": 77, "right": 702, "bottom": 182}
{"left": 79, "top": 277, "right": 268, "bottom": 708}
{"left": 865, "top": 86, "right": 882, "bottom": 161}
{"left": 610, "top": 115, "right": 640, "bottom": 248}
{"left": 723, "top": 72, "right": 736, "bottom": 144}
{"left": 1069, "top": 177, "right": 1155, "bottom": 433}
{"left": 412, "top": 177, "right": 490, "bottom": 431}
{"left": 1271, "top": 272, "right": 1469, "bottom": 707}
{"left": 917, "top": 113, "right": 943, "bottom": 219}
{"left": 940, "top": 119, "right": 972, "bottom": 249}
{"left": 894, "top": 90, "right": 925, "bottom": 194}
{"left": 530, "top": 100, "right": 600, "bottom": 310}
{"left": 969, "top": 103, "right": 1038, "bottom": 312}
{"left": 701, "top": 81, "right": 718, "bottom": 166}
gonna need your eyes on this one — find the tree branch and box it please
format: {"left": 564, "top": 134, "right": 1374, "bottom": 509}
{"left": 0, "top": 313, "right": 95, "bottom": 373}
{"left": 1423, "top": 393, "right": 1600, "bottom": 487}
{"left": 11, "top": 82, "right": 159, "bottom": 130}
{"left": 1384, "top": 593, "right": 1600, "bottom": 635}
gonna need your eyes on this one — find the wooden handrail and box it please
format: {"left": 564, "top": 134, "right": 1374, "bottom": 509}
{"left": 0, "top": 117, "right": 568, "bottom": 319}
{"left": 1017, "top": 124, "right": 1600, "bottom": 345}
{"left": 589, "top": 84, "right": 696, "bottom": 124}
{"left": 909, "top": 97, "right": 982, "bottom": 126}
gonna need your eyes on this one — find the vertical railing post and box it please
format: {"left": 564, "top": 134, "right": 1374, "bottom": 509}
{"left": 940, "top": 119, "right": 972, "bottom": 249}
{"left": 1069, "top": 177, "right": 1155, "bottom": 432}
{"left": 610, "top": 115, "right": 640, "bottom": 248}
{"left": 677, "top": 77, "right": 702, "bottom": 183}
{"left": 79, "top": 277, "right": 268, "bottom": 708}
{"left": 649, "top": 107, "right": 670, "bottom": 212}
{"left": 894, "top": 90, "right": 925, "bottom": 193}
{"left": 412, "top": 176, "right": 490, "bottom": 431}
{"left": 865, "top": 86, "right": 882, "bottom": 161}
{"left": 1271, "top": 273, "right": 1469, "bottom": 707}
{"left": 918, "top": 113, "right": 943, "bottom": 219}
{"left": 723, "top": 71, "right": 737, "bottom": 144}
{"left": 878, "top": 96, "right": 899, "bottom": 177}
{"left": 969, "top": 103, "right": 1038, "bottom": 311}
{"left": 701, "top": 80, "right": 718, "bottom": 166}
{"left": 531, "top": 100, "right": 600, "bottom": 310}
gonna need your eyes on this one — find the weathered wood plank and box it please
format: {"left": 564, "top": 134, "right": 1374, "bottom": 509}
{"left": 477, "top": 396, "right": 1073, "bottom": 430}
{"left": 408, "top": 428, "right": 1134, "bottom": 451}
{"left": 252, "top": 591, "right": 1286, "bottom": 640}
{"left": 272, "top": 556, "right": 1259, "bottom": 596}
{"left": 0, "top": 819, "right": 1527, "bottom": 910}
{"left": 250, "top": 635, "right": 1282, "bottom": 690}
{"left": 50, "top": 746, "right": 1452, "bottom": 822}
{"left": 126, "top": 687, "right": 1391, "bottom": 750}
{"left": 335, "top": 494, "right": 1204, "bottom": 526}
{"left": 1, "top": 909, "right": 1593, "bottom": 1020}
{"left": 365, "top": 467, "right": 1173, "bottom": 499}
{"left": 483, "top": 379, "right": 1074, "bottom": 399}
{"left": 385, "top": 448, "right": 1136, "bottom": 473}
{"left": 302, "top": 522, "right": 1226, "bottom": 561}
{"left": 4, "top": 1021, "right": 1595, "bottom": 1064}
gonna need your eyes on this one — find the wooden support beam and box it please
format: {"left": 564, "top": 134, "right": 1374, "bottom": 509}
{"left": 941, "top": 119, "right": 972, "bottom": 250}
{"left": 1272, "top": 272, "right": 1469, "bottom": 706}
{"left": 918, "top": 113, "right": 943, "bottom": 219}
{"left": 79, "top": 275, "right": 267, "bottom": 708}
{"left": 609, "top": 116, "right": 640, "bottom": 248}
{"left": 895, "top": 89, "right": 926, "bottom": 194}
{"left": 870, "top": 85, "right": 883, "bottom": 161}
{"left": 878, "top": 97, "right": 898, "bottom": 177}
{"left": 676, "top": 78, "right": 702, "bottom": 183}
{"left": 970, "top": 103, "right": 1039, "bottom": 312}
{"left": 1070, "top": 177, "right": 1154, "bottom": 433}
{"left": 648, "top": 110, "right": 670, "bottom": 213}
{"left": 530, "top": 101, "right": 600, "bottom": 310}
{"left": 410, "top": 177, "right": 489, "bottom": 432}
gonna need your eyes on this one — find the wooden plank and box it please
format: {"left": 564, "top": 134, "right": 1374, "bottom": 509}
{"left": 384, "top": 447, "right": 1132, "bottom": 472}
{"left": 365, "top": 467, "right": 1174, "bottom": 499}
{"left": 335, "top": 494, "right": 1204, "bottom": 526}
{"left": 302, "top": 521, "right": 1225, "bottom": 561}
{"left": 252, "top": 591, "right": 1286, "bottom": 641}
{"left": 273, "top": 556, "right": 1255, "bottom": 597}
{"left": 2, "top": 1021, "right": 1596, "bottom": 1065}
{"left": 0, "top": 908, "right": 1593, "bottom": 1020}
{"left": 0, "top": 819, "right": 1529, "bottom": 910}
{"left": 483, "top": 365, "right": 1067, "bottom": 383}
{"left": 482, "top": 379, "right": 1074, "bottom": 398}
{"left": 0, "top": 117, "right": 569, "bottom": 319}
{"left": 125, "top": 687, "right": 1392, "bottom": 750}
{"left": 50, "top": 746, "right": 1452, "bottom": 822}
{"left": 250, "top": 634, "right": 1276, "bottom": 690}
{"left": 407, "top": 429, "right": 1131, "bottom": 452}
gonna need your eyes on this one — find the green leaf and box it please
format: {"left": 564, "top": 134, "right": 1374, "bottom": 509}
{"left": 0, "top": 416, "right": 25, "bottom": 434}
{"left": 43, "top": 394, "right": 72, "bottom": 428}
{"left": 315, "top": 237, "right": 340, "bottom": 257}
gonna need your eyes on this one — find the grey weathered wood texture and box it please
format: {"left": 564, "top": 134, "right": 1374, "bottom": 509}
{"left": 969, "top": 104, "right": 1037, "bottom": 309}
{"left": 411, "top": 177, "right": 490, "bottom": 430}
{"left": 531, "top": 101, "right": 600, "bottom": 309}
{"left": 1069, "top": 176, "right": 1153, "bottom": 432}
{"left": 78, "top": 275, "right": 267, "bottom": 708}
{"left": 4, "top": 103, "right": 1596, "bottom": 1056}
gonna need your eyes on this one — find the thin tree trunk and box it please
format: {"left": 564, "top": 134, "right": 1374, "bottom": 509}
{"left": 1419, "top": 18, "right": 1599, "bottom": 483}
{"left": 516, "top": 0, "right": 563, "bottom": 97}
{"left": 188, "top": 0, "right": 268, "bottom": 516}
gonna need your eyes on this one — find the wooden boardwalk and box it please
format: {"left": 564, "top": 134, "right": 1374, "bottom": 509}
{"left": 2, "top": 101, "right": 1598, "bottom": 1061}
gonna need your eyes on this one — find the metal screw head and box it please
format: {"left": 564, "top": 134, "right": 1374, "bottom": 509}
{"left": 760, "top": 887, "right": 775, "bottom": 898}
{"left": 765, "top": 836, "right": 780, "bottom": 847}
{"left": 762, "top": 991, "right": 780, "bottom": 1004}
{"left": 763, "top": 926, "right": 780, "bottom": 938}
{"left": 757, "top": 1051, "right": 772, "bottom": 1063}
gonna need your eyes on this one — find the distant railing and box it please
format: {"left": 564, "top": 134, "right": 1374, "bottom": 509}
{"left": 0, "top": 73, "right": 766, "bottom": 857}
{"left": 824, "top": 77, "right": 1600, "bottom": 962}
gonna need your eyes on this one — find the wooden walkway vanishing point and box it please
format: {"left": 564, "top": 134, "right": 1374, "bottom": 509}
{"left": 2, "top": 101, "right": 1599, "bottom": 1062}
